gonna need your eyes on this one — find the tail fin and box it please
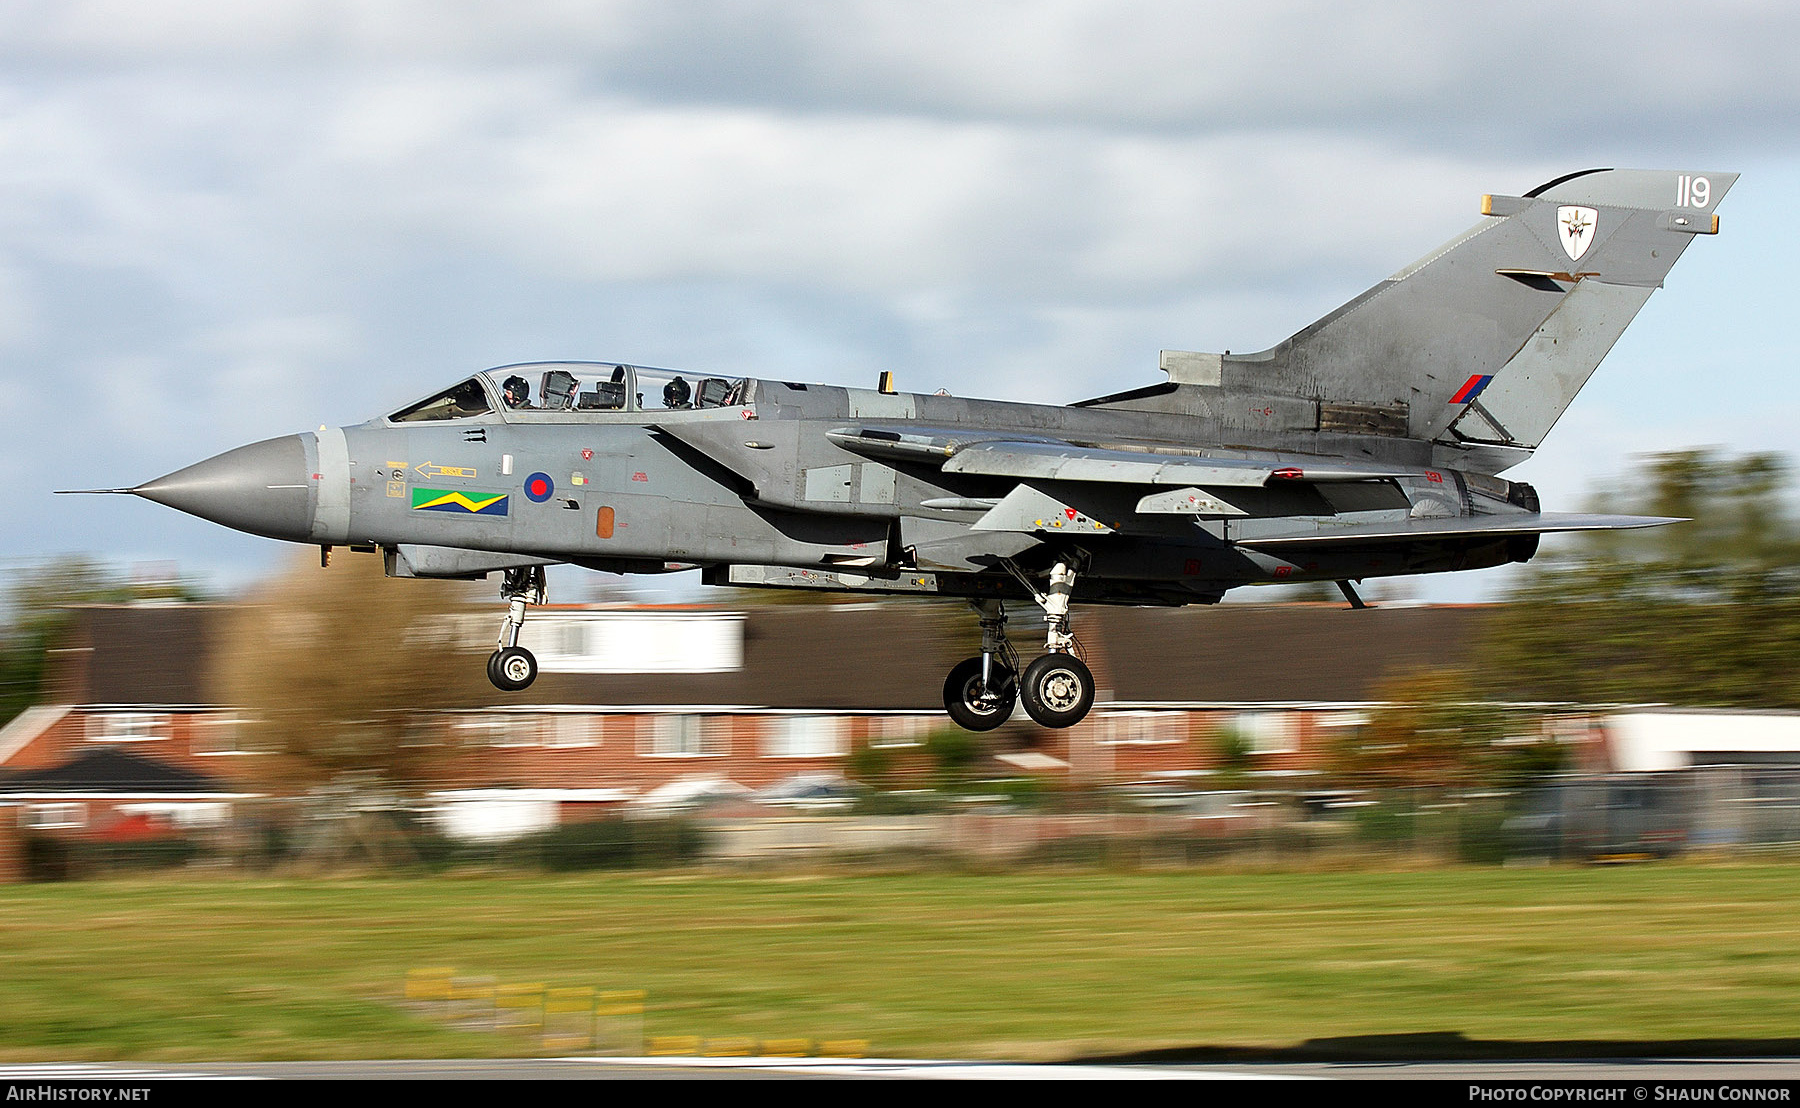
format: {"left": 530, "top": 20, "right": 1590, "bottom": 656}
{"left": 1235, "top": 168, "right": 1736, "bottom": 461}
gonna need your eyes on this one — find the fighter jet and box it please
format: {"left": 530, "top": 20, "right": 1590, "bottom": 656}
{"left": 64, "top": 168, "right": 1735, "bottom": 731}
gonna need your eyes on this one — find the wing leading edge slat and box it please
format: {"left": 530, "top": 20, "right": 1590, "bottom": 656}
{"left": 940, "top": 440, "right": 1415, "bottom": 487}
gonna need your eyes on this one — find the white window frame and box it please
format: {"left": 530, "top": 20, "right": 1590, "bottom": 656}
{"left": 1097, "top": 711, "right": 1186, "bottom": 746}
{"left": 764, "top": 716, "right": 847, "bottom": 759}
{"left": 456, "top": 713, "right": 539, "bottom": 749}
{"left": 21, "top": 803, "right": 87, "bottom": 830}
{"left": 545, "top": 714, "right": 596, "bottom": 749}
{"left": 643, "top": 715, "right": 730, "bottom": 757}
{"left": 85, "top": 712, "right": 169, "bottom": 743}
{"left": 1233, "top": 711, "right": 1297, "bottom": 756}
{"left": 868, "top": 715, "right": 930, "bottom": 749}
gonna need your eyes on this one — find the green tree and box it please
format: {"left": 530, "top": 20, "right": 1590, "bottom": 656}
{"left": 1486, "top": 449, "right": 1800, "bottom": 708}
{"left": 0, "top": 557, "right": 204, "bottom": 727}
{"left": 845, "top": 738, "right": 899, "bottom": 790}
{"left": 1330, "top": 667, "right": 1506, "bottom": 791}
{"left": 923, "top": 727, "right": 981, "bottom": 788}
{"left": 1206, "top": 721, "right": 1256, "bottom": 789}
{"left": 1328, "top": 667, "right": 1560, "bottom": 862}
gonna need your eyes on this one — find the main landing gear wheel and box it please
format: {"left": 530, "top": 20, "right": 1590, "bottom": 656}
{"left": 488, "top": 646, "right": 538, "bottom": 692}
{"left": 1020, "top": 653, "right": 1094, "bottom": 729}
{"left": 943, "top": 656, "right": 1017, "bottom": 732}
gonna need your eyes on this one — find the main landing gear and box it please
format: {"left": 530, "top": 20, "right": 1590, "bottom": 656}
{"left": 943, "top": 601, "right": 1019, "bottom": 732}
{"left": 487, "top": 565, "right": 545, "bottom": 692}
{"left": 940, "top": 559, "right": 1096, "bottom": 731}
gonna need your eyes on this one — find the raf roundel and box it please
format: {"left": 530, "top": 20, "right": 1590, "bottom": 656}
{"left": 523, "top": 471, "right": 555, "bottom": 503}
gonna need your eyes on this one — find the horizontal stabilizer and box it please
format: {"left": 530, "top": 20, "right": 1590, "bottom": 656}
{"left": 1236, "top": 512, "right": 1681, "bottom": 548}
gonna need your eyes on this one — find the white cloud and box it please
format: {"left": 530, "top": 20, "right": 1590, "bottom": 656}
{"left": 4, "top": 1, "right": 1797, "bottom": 152}
{"left": 295, "top": 76, "right": 1534, "bottom": 306}
{"left": 0, "top": 260, "right": 40, "bottom": 349}
{"left": 190, "top": 312, "right": 363, "bottom": 427}
{"left": 4, "top": 1, "right": 1794, "bottom": 601}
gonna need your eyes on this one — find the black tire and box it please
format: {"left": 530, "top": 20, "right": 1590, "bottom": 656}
{"left": 491, "top": 646, "right": 538, "bottom": 691}
{"left": 942, "top": 656, "right": 1016, "bottom": 732}
{"left": 1020, "top": 652, "right": 1095, "bottom": 729}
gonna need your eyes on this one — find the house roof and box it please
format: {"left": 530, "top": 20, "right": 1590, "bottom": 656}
{"left": 44, "top": 598, "right": 1494, "bottom": 713}
{"left": 0, "top": 747, "right": 235, "bottom": 794}
{"left": 1090, "top": 603, "right": 1494, "bottom": 704}
{"left": 50, "top": 604, "right": 219, "bottom": 707}
{"left": 502, "top": 603, "right": 970, "bottom": 711}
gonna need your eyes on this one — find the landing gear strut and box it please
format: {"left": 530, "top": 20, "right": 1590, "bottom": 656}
{"left": 1013, "top": 559, "right": 1095, "bottom": 728}
{"left": 488, "top": 565, "right": 545, "bottom": 691}
{"left": 942, "top": 600, "right": 1019, "bottom": 732}
{"left": 941, "top": 559, "right": 1097, "bottom": 732}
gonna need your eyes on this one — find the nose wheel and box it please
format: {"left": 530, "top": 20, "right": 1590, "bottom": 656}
{"left": 488, "top": 645, "right": 538, "bottom": 692}
{"left": 487, "top": 566, "right": 546, "bottom": 691}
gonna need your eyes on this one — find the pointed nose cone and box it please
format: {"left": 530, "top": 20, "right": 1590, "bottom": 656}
{"left": 134, "top": 434, "right": 314, "bottom": 542}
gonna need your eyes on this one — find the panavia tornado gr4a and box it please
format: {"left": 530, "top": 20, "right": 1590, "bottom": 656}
{"left": 68, "top": 168, "right": 1734, "bottom": 731}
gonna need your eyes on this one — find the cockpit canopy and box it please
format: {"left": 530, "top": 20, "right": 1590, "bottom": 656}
{"left": 388, "top": 362, "right": 749, "bottom": 423}
{"left": 388, "top": 377, "right": 491, "bottom": 423}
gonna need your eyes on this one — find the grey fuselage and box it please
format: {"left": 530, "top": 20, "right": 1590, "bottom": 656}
{"left": 284, "top": 372, "right": 1529, "bottom": 607}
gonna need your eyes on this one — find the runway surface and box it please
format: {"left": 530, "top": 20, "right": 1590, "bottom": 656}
{"left": 5, "top": 1057, "right": 1800, "bottom": 1081}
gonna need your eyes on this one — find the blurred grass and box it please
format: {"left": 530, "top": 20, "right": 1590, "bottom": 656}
{"left": 4, "top": 864, "right": 1800, "bottom": 1061}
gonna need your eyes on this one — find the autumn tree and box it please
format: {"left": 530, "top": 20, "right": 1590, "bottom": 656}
{"left": 215, "top": 550, "right": 480, "bottom": 793}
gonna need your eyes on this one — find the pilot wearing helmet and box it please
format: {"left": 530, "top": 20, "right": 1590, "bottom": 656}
{"left": 501, "top": 375, "right": 531, "bottom": 409}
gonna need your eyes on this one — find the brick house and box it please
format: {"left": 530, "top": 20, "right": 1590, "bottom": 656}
{"left": 0, "top": 747, "right": 258, "bottom": 839}
{"left": 0, "top": 603, "right": 266, "bottom": 838}
{"left": 5, "top": 599, "right": 1531, "bottom": 835}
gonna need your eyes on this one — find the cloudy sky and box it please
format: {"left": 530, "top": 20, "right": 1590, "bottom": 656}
{"left": 7, "top": 0, "right": 1798, "bottom": 602}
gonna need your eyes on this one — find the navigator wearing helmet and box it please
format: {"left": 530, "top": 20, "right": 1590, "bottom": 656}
{"left": 501, "top": 375, "right": 531, "bottom": 409}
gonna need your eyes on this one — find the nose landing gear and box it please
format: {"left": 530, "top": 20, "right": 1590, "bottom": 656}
{"left": 940, "top": 559, "right": 1097, "bottom": 732}
{"left": 488, "top": 565, "right": 545, "bottom": 691}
